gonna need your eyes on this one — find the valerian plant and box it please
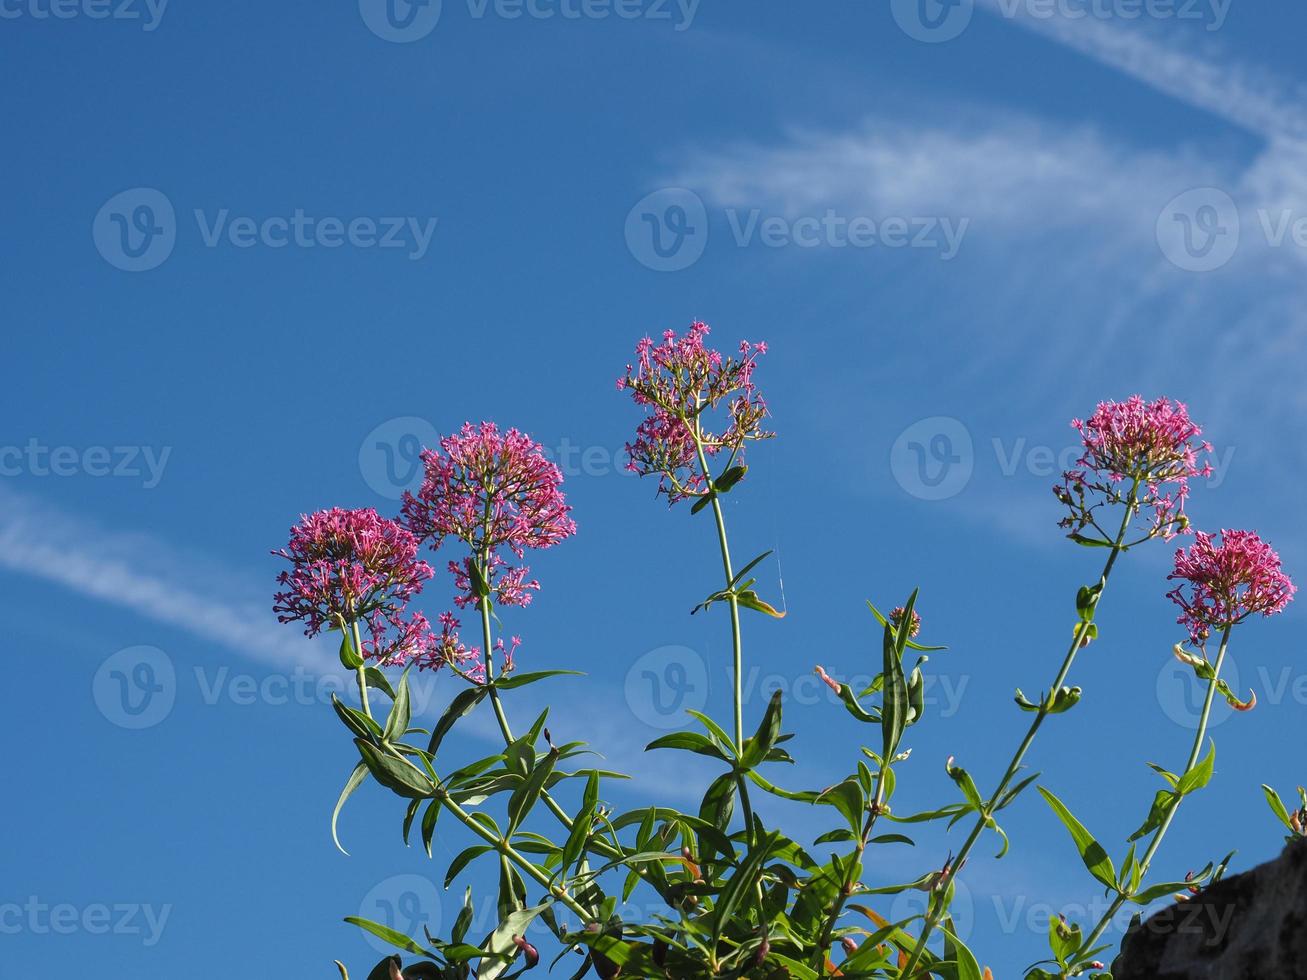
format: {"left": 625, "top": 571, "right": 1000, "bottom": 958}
{"left": 271, "top": 324, "right": 1295, "bottom": 980}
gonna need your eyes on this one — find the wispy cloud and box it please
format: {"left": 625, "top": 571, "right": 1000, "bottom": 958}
{"left": 0, "top": 484, "right": 707, "bottom": 801}
{"left": 0, "top": 484, "right": 323, "bottom": 669}
{"left": 975, "top": 0, "right": 1307, "bottom": 144}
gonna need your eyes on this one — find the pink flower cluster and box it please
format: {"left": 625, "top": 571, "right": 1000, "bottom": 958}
{"left": 889, "top": 606, "right": 922, "bottom": 638}
{"left": 617, "top": 322, "right": 771, "bottom": 503}
{"left": 1056, "top": 396, "right": 1212, "bottom": 540}
{"left": 272, "top": 508, "right": 447, "bottom": 666}
{"left": 1168, "top": 530, "right": 1296, "bottom": 644}
{"left": 402, "top": 422, "right": 575, "bottom": 608}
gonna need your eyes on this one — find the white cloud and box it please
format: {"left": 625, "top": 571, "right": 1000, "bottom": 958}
{"left": 0, "top": 484, "right": 324, "bottom": 669}
{"left": 975, "top": 0, "right": 1307, "bottom": 144}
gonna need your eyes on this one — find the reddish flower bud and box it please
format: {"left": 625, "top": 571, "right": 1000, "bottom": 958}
{"left": 513, "top": 935, "right": 539, "bottom": 969}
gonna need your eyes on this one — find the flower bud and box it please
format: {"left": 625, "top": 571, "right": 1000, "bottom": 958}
{"left": 513, "top": 935, "right": 539, "bottom": 969}
{"left": 815, "top": 665, "right": 841, "bottom": 694}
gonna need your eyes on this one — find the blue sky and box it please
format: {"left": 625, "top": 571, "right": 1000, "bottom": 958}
{"left": 3, "top": 1, "right": 1306, "bottom": 976}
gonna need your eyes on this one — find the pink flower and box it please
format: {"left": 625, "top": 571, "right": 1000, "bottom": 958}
{"left": 413, "top": 610, "right": 480, "bottom": 675}
{"left": 401, "top": 421, "right": 575, "bottom": 608}
{"left": 617, "top": 322, "right": 771, "bottom": 504}
{"left": 889, "top": 606, "right": 922, "bottom": 638}
{"left": 1167, "top": 530, "right": 1296, "bottom": 644}
{"left": 1055, "top": 396, "right": 1212, "bottom": 541}
{"left": 273, "top": 508, "right": 435, "bottom": 664}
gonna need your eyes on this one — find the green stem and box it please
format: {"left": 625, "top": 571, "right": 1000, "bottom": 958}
{"left": 468, "top": 558, "right": 675, "bottom": 906}
{"left": 901, "top": 492, "right": 1140, "bottom": 978}
{"left": 351, "top": 619, "right": 372, "bottom": 719}
{"left": 1077, "top": 627, "right": 1231, "bottom": 958}
{"left": 478, "top": 558, "right": 515, "bottom": 745}
{"left": 436, "top": 789, "right": 592, "bottom": 920}
{"left": 690, "top": 416, "right": 744, "bottom": 751}
{"left": 814, "top": 763, "right": 892, "bottom": 973}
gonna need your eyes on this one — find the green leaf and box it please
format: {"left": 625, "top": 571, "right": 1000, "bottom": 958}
{"left": 1047, "top": 915, "right": 1082, "bottom": 966}
{"left": 420, "top": 799, "right": 440, "bottom": 858}
{"left": 494, "top": 670, "right": 583, "bottom": 690}
{"left": 740, "top": 690, "right": 783, "bottom": 769}
{"left": 340, "top": 630, "right": 365, "bottom": 669}
{"left": 1076, "top": 582, "right": 1103, "bottom": 622}
{"left": 355, "top": 739, "right": 437, "bottom": 800}
{"left": 736, "top": 589, "right": 786, "bottom": 618}
{"left": 1014, "top": 688, "right": 1041, "bottom": 712}
{"left": 331, "top": 762, "right": 370, "bottom": 855}
{"left": 1264, "top": 784, "right": 1294, "bottom": 830}
{"left": 880, "top": 593, "right": 914, "bottom": 762}
{"left": 712, "top": 831, "right": 778, "bottom": 946}
{"left": 384, "top": 668, "right": 413, "bottom": 742}
{"left": 468, "top": 560, "right": 492, "bottom": 601}
{"left": 333, "top": 694, "right": 383, "bottom": 741}
{"left": 452, "top": 888, "right": 474, "bottom": 944}
{"left": 445, "top": 845, "right": 494, "bottom": 888}
{"left": 507, "top": 747, "right": 559, "bottom": 834}
{"left": 1129, "top": 879, "right": 1197, "bottom": 905}
{"left": 946, "top": 758, "right": 984, "bottom": 810}
{"left": 1175, "top": 740, "right": 1216, "bottom": 796}
{"left": 476, "top": 903, "right": 550, "bottom": 980}
{"left": 941, "top": 923, "right": 983, "bottom": 980}
{"left": 714, "top": 464, "right": 748, "bottom": 493}
{"left": 730, "top": 549, "right": 773, "bottom": 588}
{"left": 1038, "top": 786, "right": 1117, "bottom": 891}
{"left": 428, "top": 687, "right": 487, "bottom": 756}
{"left": 1069, "top": 533, "right": 1114, "bottom": 547}
{"left": 645, "top": 731, "right": 729, "bottom": 760}
{"left": 344, "top": 917, "right": 436, "bottom": 957}
{"left": 817, "top": 777, "right": 865, "bottom": 834}
{"left": 364, "top": 667, "right": 397, "bottom": 700}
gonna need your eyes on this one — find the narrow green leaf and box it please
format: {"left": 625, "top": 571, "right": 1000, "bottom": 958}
{"left": 331, "top": 762, "right": 370, "bottom": 855}
{"left": 1038, "top": 786, "right": 1117, "bottom": 891}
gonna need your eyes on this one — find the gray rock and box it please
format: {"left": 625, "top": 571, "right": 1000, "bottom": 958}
{"left": 1113, "top": 837, "right": 1307, "bottom": 979}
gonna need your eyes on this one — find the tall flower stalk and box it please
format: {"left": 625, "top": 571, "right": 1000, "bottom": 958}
{"left": 1076, "top": 530, "right": 1294, "bottom": 959}
{"left": 904, "top": 397, "right": 1213, "bottom": 976}
{"left": 618, "top": 322, "right": 775, "bottom": 750}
